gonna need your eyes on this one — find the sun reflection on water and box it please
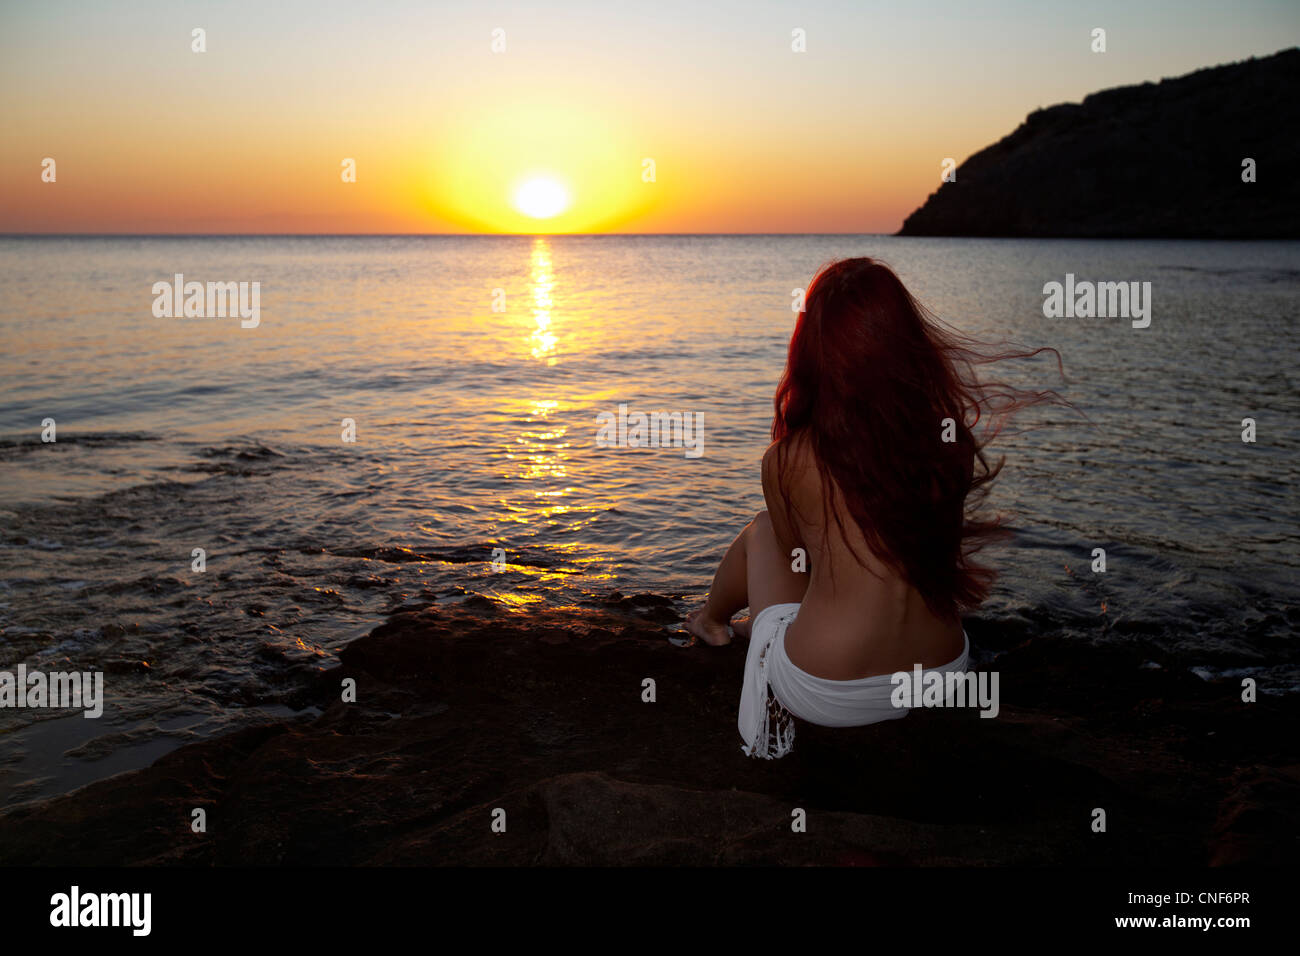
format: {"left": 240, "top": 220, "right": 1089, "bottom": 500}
{"left": 481, "top": 239, "right": 624, "bottom": 600}
{"left": 529, "top": 238, "right": 558, "bottom": 363}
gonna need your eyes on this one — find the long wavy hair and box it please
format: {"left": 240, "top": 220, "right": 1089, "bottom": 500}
{"left": 771, "top": 257, "right": 1067, "bottom": 620}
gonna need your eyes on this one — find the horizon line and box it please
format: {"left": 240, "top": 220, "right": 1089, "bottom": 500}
{"left": 0, "top": 231, "right": 899, "bottom": 239}
{"left": 1, "top": 232, "right": 1293, "bottom": 242}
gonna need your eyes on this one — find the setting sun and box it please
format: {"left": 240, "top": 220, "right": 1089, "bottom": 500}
{"left": 513, "top": 177, "right": 570, "bottom": 219}
{"left": 418, "top": 97, "right": 657, "bottom": 234}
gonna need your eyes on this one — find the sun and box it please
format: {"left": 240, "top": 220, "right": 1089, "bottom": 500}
{"left": 513, "top": 176, "right": 570, "bottom": 219}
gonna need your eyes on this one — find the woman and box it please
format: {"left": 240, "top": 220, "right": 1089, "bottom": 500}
{"left": 685, "top": 257, "right": 1062, "bottom": 758}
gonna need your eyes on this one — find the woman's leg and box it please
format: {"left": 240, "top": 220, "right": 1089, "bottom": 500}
{"left": 685, "top": 510, "right": 807, "bottom": 646}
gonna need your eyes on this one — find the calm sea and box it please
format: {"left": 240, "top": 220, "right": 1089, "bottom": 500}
{"left": 1, "top": 235, "right": 1297, "bottom": 805}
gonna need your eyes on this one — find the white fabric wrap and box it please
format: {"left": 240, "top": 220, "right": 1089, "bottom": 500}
{"left": 738, "top": 603, "right": 972, "bottom": 759}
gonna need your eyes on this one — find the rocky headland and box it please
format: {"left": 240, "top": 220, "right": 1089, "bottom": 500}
{"left": 899, "top": 48, "right": 1300, "bottom": 238}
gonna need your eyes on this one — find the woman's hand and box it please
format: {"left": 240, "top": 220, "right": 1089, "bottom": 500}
{"left": 682, "top": 608, "right": 734, "bottom": 646}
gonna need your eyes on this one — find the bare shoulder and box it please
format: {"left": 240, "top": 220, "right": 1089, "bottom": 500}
{"left": 762, "top": 434, "right": 820, "bottom": 500}
{"left": 761, "top": 435, "right": 823, "bottom": 556}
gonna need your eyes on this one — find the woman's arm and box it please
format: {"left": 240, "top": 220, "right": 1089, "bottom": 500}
{"left": 761, "top": 441, "right": 801, "bottom": 560}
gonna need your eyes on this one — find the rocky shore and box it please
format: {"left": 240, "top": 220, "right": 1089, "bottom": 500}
{"left": 1, "top": 597, "right": 1295, "bottom": 865}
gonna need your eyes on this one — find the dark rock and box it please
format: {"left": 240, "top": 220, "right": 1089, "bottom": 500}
{"left": 1209, "top": 764, "right": 1300, "bottom": 865}
{"left": 0, "top": 602, "right": 1294, "bottom": 865}
{"left": 899, "top": 48, "right": 1300, "bottom": 238}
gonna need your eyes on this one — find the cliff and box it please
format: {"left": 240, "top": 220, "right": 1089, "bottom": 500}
{"left": 898, "top": 48, "right": 1300, "bottom": 238}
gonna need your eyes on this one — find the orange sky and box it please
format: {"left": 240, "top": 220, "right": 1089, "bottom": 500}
{"left": 2, "top": 1, "right": 1296, "bottom": 234}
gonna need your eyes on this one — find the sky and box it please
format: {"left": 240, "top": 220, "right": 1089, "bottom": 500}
{"left": 1, "top": 0, "right": 1297, "bottom": 234}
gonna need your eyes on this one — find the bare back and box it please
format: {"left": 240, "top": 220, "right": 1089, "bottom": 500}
{"left": 761, "top": 436, "right": 965, "bottom": 681}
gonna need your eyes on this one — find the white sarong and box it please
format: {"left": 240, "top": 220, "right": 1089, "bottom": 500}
{"left": 738, "top": 603, "right": 971, "bottom": 759}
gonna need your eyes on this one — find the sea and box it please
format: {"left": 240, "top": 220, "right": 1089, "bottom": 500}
{"left": 1, "top": 234, "right": 1297, "bottom": 806}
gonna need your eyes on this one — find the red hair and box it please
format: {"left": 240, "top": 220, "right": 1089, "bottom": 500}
{"left": 772, "top": 257, "right": 1067, "bottom": 620}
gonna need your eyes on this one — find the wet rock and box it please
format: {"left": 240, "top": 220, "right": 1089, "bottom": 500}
{"left": 0, "top": 601, "right": 1295, "bottom": 865}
